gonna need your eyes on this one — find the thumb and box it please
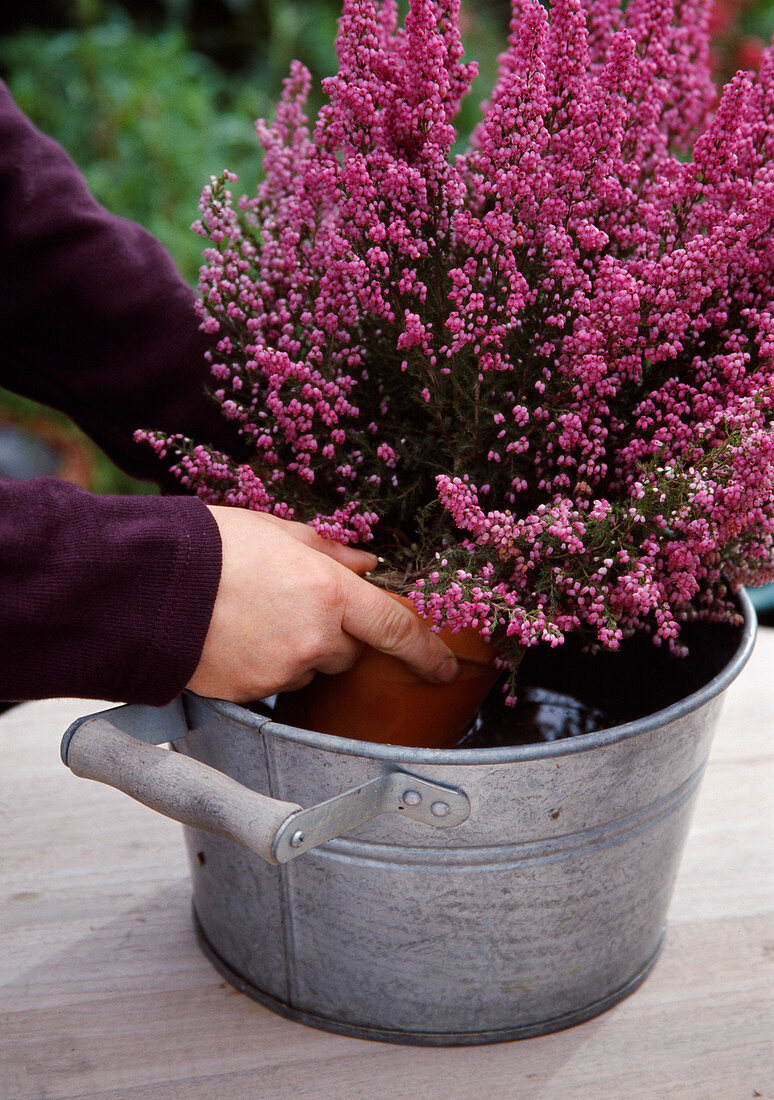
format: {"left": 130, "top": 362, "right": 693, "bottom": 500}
{"left": 339, "top": 573, "right": 459, "bottom": 683}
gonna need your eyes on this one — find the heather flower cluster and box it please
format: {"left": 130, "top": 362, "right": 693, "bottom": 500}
{"left": 138, "top": 0, "right": 774, "bottom": 698}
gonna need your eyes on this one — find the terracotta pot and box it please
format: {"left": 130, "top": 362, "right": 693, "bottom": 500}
{"left": 274, "top": 594, "right": 501, "bottom": 749}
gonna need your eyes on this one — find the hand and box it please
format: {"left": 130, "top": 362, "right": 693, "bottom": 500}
{"left": 186, "top": 506, "right": 459, "bottom": 703}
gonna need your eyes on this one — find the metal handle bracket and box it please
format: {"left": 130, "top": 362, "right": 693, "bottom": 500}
{"left": 273, "top": 772, "right": 470, "bottom": 862}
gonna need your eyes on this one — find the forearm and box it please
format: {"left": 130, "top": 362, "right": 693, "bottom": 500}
{"left": 0, "top": 477, "right": 221, "bottom": 704}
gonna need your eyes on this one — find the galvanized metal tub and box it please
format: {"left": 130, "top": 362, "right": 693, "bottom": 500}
{"left": 175, "top": 596, "right": 754, "bottom": 1045}
{"left": 61, "top": 594, "right": 755, "bottom": 1045}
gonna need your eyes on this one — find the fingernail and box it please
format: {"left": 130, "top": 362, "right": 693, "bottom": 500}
{"left": 437, "top": 656, "right": 459, "bottom": 683}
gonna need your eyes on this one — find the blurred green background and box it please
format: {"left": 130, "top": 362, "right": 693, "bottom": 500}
{"left": 0, "top": 0, "right": 773, "bottom": 494}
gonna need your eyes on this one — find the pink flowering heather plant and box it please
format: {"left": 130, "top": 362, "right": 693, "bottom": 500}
{"left": 138, "top": 0, "right": 774, "bottom": 701}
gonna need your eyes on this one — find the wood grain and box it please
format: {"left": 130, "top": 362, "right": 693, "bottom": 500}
{"left": 1, "top": 632, "right": 772, "bottom": 1100}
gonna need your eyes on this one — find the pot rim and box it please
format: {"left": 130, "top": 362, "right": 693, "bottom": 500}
{"left": 190, "top": 589, "right": 756, "bottom": 765}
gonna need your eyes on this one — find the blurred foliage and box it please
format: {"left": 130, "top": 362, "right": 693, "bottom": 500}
{"left": 0, "top": 389, "right": 159, "bottom": 494}
{"left": 712, "top": 0, "right": 774, "bottom": 81}
{"left": 739, "top": 0, "right": 774, "bottom": 39}
{"left": 0, "top": 0, "right": 771, "bottom": 492}
{"left": 0, "top": 17, "right": 266, "bottom": 281}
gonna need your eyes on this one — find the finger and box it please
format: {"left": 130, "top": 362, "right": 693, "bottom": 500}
{"left": 259, "top": 512, "right": 378, "bottom": 574}
{"left": 339, "top": 574, "right": 459, "bottom": 683}
{"left": 309, "top": 539, "right": 378, "bottom": 575}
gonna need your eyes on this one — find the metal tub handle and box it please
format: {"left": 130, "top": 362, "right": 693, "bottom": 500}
{"left": 61, "top": 700, "right": 471, "bottom": 864}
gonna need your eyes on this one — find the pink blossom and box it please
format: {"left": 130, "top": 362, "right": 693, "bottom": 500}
{"left": 139, "top": 0, "right": 774, "bottom": 700}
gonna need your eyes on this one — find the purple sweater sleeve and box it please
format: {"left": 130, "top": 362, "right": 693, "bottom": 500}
{"left": 0, "top": 479, "right": 222, "bottom": 704}
{"left": 0, "top": 84, "right": 240, "bottom": 704}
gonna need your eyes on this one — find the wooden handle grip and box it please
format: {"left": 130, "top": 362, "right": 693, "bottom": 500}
{"left": 66, "top": 718, "right": 302, "bottom": 864}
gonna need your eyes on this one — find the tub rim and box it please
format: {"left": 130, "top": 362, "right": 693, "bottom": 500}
{"left": 186, "top": 589, "right": 756, "bottom": 767}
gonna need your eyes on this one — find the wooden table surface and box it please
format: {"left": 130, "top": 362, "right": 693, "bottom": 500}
{"left": 1, "top": 631, "right": 773, "bottom": 1100}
